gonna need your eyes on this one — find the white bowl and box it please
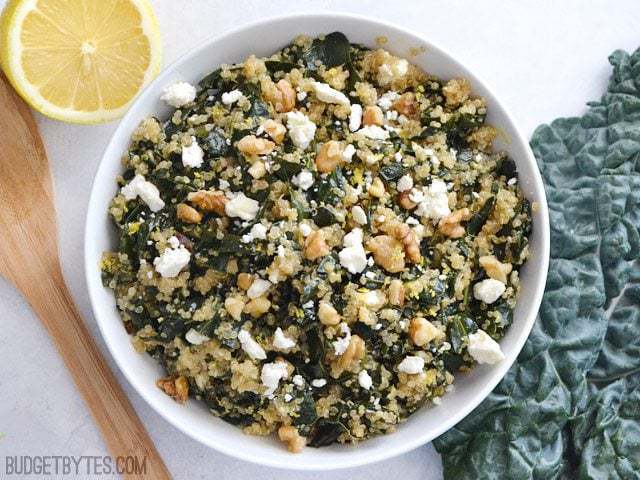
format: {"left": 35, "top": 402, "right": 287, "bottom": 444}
{"left": 85, "top": 13, "right": 550, "bottom": 471}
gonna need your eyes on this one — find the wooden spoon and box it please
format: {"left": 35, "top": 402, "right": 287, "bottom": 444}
{"left": 0, "top": 72, "right": 171, "bottom": 479}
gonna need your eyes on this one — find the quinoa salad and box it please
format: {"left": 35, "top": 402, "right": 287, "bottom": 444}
{"left": 101, "top": 32, "right": 533, "bottom": 452}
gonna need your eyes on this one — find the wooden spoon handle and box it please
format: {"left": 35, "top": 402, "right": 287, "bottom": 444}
{"left": 24, "top": 266, "right": 171, "bottom": 479}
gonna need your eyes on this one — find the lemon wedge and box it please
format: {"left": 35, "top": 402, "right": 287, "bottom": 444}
{"left": 0, "top": 0, "right": 162, "bottom": 123}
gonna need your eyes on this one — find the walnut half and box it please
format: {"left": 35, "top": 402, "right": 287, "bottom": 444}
{"left": 187, "top": 190, "right": 228, "bottom": 215}
{"left": 156, "top": 375, "right": 189, "bottom": 403}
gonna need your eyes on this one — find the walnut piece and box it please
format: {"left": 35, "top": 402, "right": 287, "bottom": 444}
{"left": 388, "top": 279, "right": 405, "bottom": 307}
{"left": 265, "top": 79, "right": 296, "bottom": 113}
{"left": 392, "top": 92, "right": 419, "bottom": 118}
{"left": 263, "top": 119, "right": 286, "bottom": 143}
{"left": 362, "top": 105, "right": 383, "bottom": 126}
{"left": 337, "top": 335, "right": 365, "bottom": 369}
{"left": 187, "top": 190, "right": 228, "bottom": 215}
{"left": 393, "top": 224, "right": 421, "bottom": 264}
{"left": 479, "top": 255, "right": 513, "bottom": 284}
{"left": 278, "top": 425, "right": 306, "bottom": 453}
{"left": 156, "top": 375, "right": 189, "bottom": 403}
{"left": 398, "top": 191, "right": 417, "bottom": 210}
{"left": 236, "top": 134, "right": 276, "bottom": 156}
{"left": 438, "top": 208, "right": 471, "bottom": 238}
{"left": 409, "top": 317, "right": 444, "bottom": 347}
{"left": 366, "top": 235, "right": 405, "bottom": 273}
{"left": 315, "top": 140, "right": 344, "bottom": 173}
{"left": 304, "top": 230, "right": 330, "bottom": 261}
{"left": 176, "top": 203, "right": 202, "bottom": 224}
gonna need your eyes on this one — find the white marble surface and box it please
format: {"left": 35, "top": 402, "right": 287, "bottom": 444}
{"left": 0, "top": 1, "right": 638, "bottom": 478}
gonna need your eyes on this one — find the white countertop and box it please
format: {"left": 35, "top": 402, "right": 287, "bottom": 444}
{"left": 1, "top": 1, "right": 638, "bottom": 478}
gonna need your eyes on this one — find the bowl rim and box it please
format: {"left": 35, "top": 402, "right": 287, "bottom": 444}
{"left": 84, "top": 11, "right": 550, "bottom": 471}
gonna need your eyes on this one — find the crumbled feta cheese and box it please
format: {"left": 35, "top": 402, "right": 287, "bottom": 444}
{"left": 313, "top": 81, "right": 350, "bottom": 105}
{"left": 378, "top": 60, "right": 408, "bottom": 85}
{"left": 296, "top": 90, "right": 307, "bottom": 101}
{"left": 395, "top": 59, "right": 408, "bottom": 76}
{"left": 292, "top": 374, "right": 305, "bottom": 387}
{"left": 241, "top": 222, "right": 268, "bottom": 243}
{"left": 247, "top": 278, "right": 272, "bottom": 299}
{"left": 363, "top": 290, "right": 386, "bottom": 309}
{"left": 182, "top": 136, "right": 204, "bottom": 168}
{"left": 332, "top": 323, "right": 352, "bottom": 356}
{"left": 358, "top": 370, "right": 373, "bottom": 390}
{"left": 414, "top": 179, "right": 451, "bottom": 220}
{"left": 352, "top": 206, "right": 368, "bottom": 225}
{"left": 225, "top": 192, "right": 260, "bottom": 220}
{"left": 286, "top": 111, "right": 316, "bottom": 150}
{"left": 339, "top": 244, "right": 368, "bottom": 274}
{"left": 251, "top": 223, "right": 267, "bottom": 240}
{"left": 261, "top": 362, "right": 289, "bottom": 396}
{"left": 339, "top": 228, "right": 368, "bottom": 274}
{"left": 153, "top": 244, "right": 191, "bottom": 278}
{"left": 343, "top": 228, "right": 363, "bottom": 247}
{"left": 386, "top": 110, "right": 399, "bottom": 121}
{"left": 277, "top": 245, "right": 285, "bottom": 257}
{"left": 342, "top": 144, "right": 356, "bottom": 162}
{"left": 467, "top": 330, "right": 505, "bottom": 364}
{"left": 398, "top": 355, "right": 424, "bottom": 374}
{"left": 168, "top": 236, "right": 180, "bottom": 249}
{"left": 273, "top": 327, "right": 296, "bottom": 350}
{"left": 507, "top": 177, "right": 518, "bottom": 186}
{"left": 311, "top": 379, "right": 327, "bottom": 388}
{"left": 221, "top": 89, "right": 244, "bottom": 105}
{"left": 185, "top": 328, "right": 210, "bottom": 346}
{"left": 121, "top": 174, "right": 165, "bottom": 212}
{"left": 396, "top": 174, "right": 413, "bottom": 192}
{"left": 377, "top": 64, "right": 394, "bottom": 86}
{"left": 238, "top": 330, "right": 267, "bottom": 360}
{"left": 358, "top": 125, "right": 390, "bottom": 140}
{"left": 394, "top": 151, "right": 403, "bottom": 162}
{"left": 218, "top": 179, "right": 230, "bottom": 190}
{"left": 377, "top": 91, "right": 399, "bottom": 110}
{"left": 406, "top": 216, "right": 419, "bottom": 225}
{"left": 292, "top": 170, "right": 314, "bottom": 190}
{"left": 473, "top": 279, "right": 506, "bottom": 304}
{"left": 160, "top": 82, "right": 196, "bottom": 108}
{"left": 299, "top": 223, "right": 312, "bottom": 237}
{"left": 349, "top": 103, "right": 363, "bottom": 132}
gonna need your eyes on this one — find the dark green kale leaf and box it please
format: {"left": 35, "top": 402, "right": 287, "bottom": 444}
{"left": 466, "top": 196, "right": 495, "bottom": 236}
{"left": 310, "top": 166, "right": 346, "bottom": 205}
{"left": 307, "top": 418, "right": 349, "bottom": 447}
{"left": 265, "top": 60, "right": 299, "bottom": 74}
{"left": 448, "top": 315, "right": 477, "bottom": 354}
{"left": 303, "top": 32, "right": 351, "bottom": 71}
{"left": 379, "top": 162, "right": 405, "bottom": 182}
{"left": 435, "top": 47, "right": 640, "bottom": 479}
{"left": 202, "top": 128, "right": 231, "bottom": 157}
{"left": 570, "top": 372, "right": 640, "bottom": 478}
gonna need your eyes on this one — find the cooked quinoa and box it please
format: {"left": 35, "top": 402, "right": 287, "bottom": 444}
{"left": 101, "top": 32, "right": 533, "bottom": 452}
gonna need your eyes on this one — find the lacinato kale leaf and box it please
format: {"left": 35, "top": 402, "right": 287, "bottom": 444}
{"left": 434, "top": 47, "right": 640, "bottom": 479}
{"left": 303, "top": 32, "right": 351, "bottom": 71}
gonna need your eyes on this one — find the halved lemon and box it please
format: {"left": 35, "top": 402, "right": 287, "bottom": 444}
{"left": 0, "top": 0, "right": 162, "bottom": 124}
